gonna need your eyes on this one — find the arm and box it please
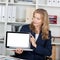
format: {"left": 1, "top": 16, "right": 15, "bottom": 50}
{"left": 34, "top": 31, "right": 52, "bottom": 56}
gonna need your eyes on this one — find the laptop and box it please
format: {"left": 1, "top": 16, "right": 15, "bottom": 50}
{"left": 6, "top": 31, "right": 33, "bottom": 51}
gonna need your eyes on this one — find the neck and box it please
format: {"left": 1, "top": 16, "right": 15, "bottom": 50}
{"left": 35, "top": 27, "right": 41, "bottom": 34}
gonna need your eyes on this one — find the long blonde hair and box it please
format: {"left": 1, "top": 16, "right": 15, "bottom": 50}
{"left": 30, "top": 9, "right": 49, "bottom": 40}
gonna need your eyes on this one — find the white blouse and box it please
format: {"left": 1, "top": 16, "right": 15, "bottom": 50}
{"left": 35, "top": 34, "right": 39, "bottom": 41}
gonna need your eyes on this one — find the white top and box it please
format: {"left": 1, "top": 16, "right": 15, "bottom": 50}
{"left": 35, "top": 34, "right": 39, "bottom": 41}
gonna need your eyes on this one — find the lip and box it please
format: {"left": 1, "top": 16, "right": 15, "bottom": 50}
{"left": 33, "top": 23, "right": 38, "bottom": 26}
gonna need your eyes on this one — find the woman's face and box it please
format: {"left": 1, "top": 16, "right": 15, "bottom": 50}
{"left": 32, "top": 13, "right": 43, "bottom": 28}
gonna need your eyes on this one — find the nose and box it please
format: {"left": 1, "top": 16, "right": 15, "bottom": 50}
{"left": 33, "top": 17, "right": 37, "bottom": 22}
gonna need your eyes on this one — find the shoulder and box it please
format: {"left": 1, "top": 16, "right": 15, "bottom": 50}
{"left": 21, "top": 24, "right": 30, "bottom": 30}
{"left": 22, "top": 24, "right": 30, "bottom": 28}
{"left": 20, "top": 24, "right": 30, "bottom": 32}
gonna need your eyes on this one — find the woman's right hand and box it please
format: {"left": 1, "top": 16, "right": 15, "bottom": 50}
{"left": 14, "top": 48, "right": 23, "bottom": 54}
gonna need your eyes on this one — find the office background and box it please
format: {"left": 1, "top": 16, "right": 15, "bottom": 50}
{"left": 0, "top": 0, "right": 60, "bottom": 60}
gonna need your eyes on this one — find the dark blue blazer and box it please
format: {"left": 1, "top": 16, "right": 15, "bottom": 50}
{"left": 15, "top": 24, "right": 52, "bottom": 60}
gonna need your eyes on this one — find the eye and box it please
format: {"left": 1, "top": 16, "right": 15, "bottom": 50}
{"left": 36, "top": 18, "right": 40, "bottom": 20}
{"left": 33, "top": 16, "right": 40, "bottom": 20}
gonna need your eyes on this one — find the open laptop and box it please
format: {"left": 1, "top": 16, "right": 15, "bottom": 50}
{"left": 6, "top": 31, "right": 33, "bottom": 51}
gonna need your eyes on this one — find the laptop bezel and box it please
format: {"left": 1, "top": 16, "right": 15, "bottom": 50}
{"left": 6, "top": 31, "right": 33, "bottom": 51}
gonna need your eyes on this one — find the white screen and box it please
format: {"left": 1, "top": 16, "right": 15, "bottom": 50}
{"left": 7, "top": 33, "right": 30, "bottom": 48}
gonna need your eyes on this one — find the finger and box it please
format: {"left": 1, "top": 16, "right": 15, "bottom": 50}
{"left": 30, "top": 33, "right": 33, "bottom": 38}
{"left": 16, "top": 48, "right": 23, "bottom": 54}
{"left": 19, "top": 49, "right": 23, "bottom": 52}
{"left": 17, "top": 50, "right": 23, "bottom": 54}
{"left": 15, "top": 49, "right": 19, "bottom": 53}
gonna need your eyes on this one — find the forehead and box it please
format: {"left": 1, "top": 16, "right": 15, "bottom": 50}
{"left": 34, "top": 13, "right": 43, "bottom": 18}
{"left": 35, "top": 13, "right": 40, "bottom": 15}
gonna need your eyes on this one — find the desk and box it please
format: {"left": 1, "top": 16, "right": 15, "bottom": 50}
{"left": 0, "top": 55, "right": 25, "bottom": 60}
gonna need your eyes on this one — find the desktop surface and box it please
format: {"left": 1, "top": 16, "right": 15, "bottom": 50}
{"left": 0, "top": 55, "right": 26, "bottom": 60}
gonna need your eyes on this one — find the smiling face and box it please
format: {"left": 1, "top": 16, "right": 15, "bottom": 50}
{"left": 30, "top": 9, "right": 49, "bottom": 39}
{"left": 32, "top": 13, "right": 43, "bottom": 28}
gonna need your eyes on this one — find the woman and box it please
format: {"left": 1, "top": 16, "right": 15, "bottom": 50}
{"left": 14, "top": 9, "right": 52, "bottom": 60}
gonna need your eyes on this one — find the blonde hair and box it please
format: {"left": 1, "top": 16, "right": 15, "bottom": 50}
{"left": 30, "top": 9, "right": 49, "bottom": 40}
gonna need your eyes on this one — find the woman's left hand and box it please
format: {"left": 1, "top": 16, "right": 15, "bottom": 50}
{"left": 30, "top": 35, "right": 37, "bottom": 48}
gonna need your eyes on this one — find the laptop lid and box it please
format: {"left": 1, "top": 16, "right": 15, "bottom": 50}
{"left": 6, "top": 32, "right": 33, "bottom": 51}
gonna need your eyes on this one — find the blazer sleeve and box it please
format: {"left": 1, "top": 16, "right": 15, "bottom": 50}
{"left": 34, "top": 31, "right": 52, "bottom": 56}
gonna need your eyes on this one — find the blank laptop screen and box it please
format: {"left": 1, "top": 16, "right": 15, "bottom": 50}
{"left": 6, "top": 32, "right": 32, "bottom": 51}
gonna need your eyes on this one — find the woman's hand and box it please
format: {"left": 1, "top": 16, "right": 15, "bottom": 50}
{"left": 14, "top": 48, "right": 23, "bottom": 54}
{"left": 30, "top": 35, "right": 37, "bottom": 48}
